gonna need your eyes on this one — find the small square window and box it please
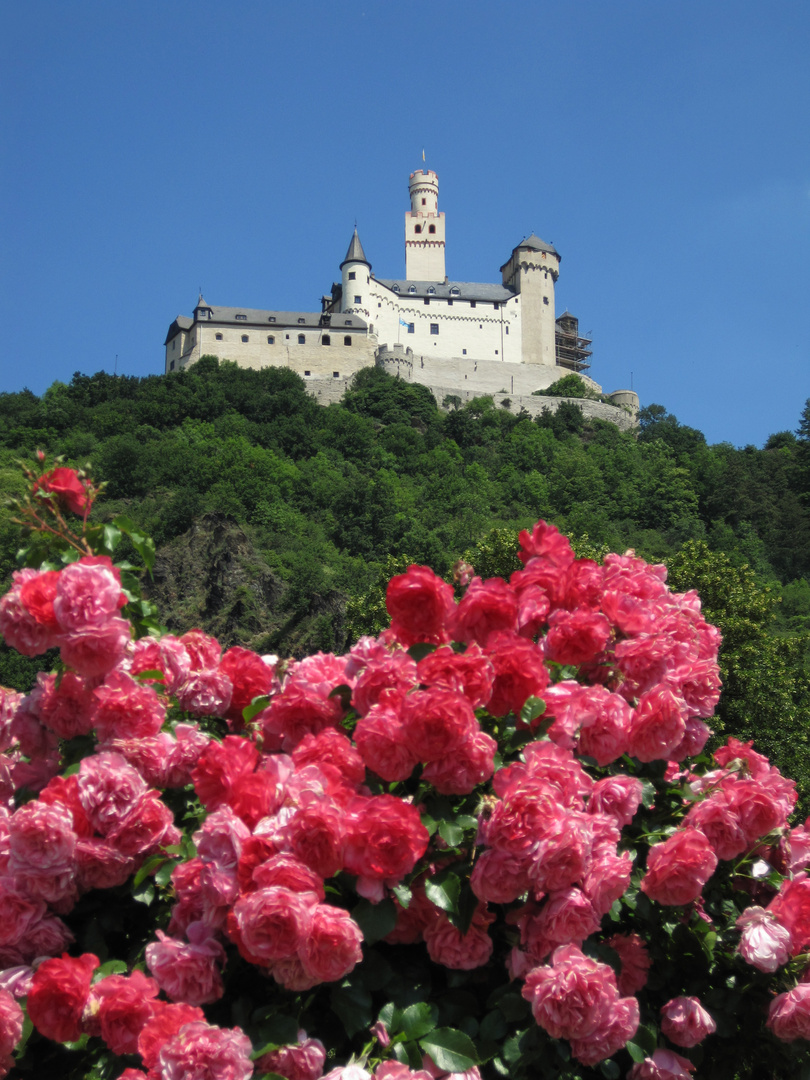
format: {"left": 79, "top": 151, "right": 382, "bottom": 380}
{"left": 543, "top": 296, "right": 549, "bottom": 305}
{"left": 333, "top": 371, "right": 340, "bottom": 378}
{"left": 304, "top": 370, "right": 311, "bottom": 376}
{"left": 298, "top": 334, "right": 306, "bottom": 344}
{"left": 430, "top": 324, "right": 439, "bottom": 335}
{"left": 354, "top": 295, "right": 361, "bottom": 304}
{"left": 344, "top": 336, "right": 352, "bottom": 345}
{"left": 215, "top": 333, "right": 223, "bottom": 341}
{"left": 267, "top": 335, "right": 275, "bottom": 344}
{"left": 241, "top": 334, "right": 249, "bottom": 342}
{"left": 348, "top": 271, "right": 356, "bottom": 280}
{"left": 322, "top": 335, "right": 331, "bottom": 345}
{"left": 344, "top": 319, "right": 352, "bottom": 325}
{"left": 407, "top": 323, "right": 414, "bottom": 334}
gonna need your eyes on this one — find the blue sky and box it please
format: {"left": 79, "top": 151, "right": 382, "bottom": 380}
{"left": 1, "top": 1, "right": 808, "bottom": 447}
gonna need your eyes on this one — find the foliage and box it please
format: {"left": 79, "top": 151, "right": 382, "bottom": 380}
{"left": 532, "top": 375, "right": 596, "bottom": 399}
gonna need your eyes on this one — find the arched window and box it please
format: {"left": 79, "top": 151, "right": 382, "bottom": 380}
{"left": 414, "top": 225, "right": 422, "bottom": 234}
{"left": 408, "top": 285, "right": 417, "bottom": 294}
{"left": 428, "top": 225, "right": 436, "bottom": 234}
{"left": 267, "top": 335, "right": 275, "bottom": 344}
{"left": 241, "top": 334, "right": 249, "bottom": 342}
{"left": 427, "top": 286, "right": 435, "bottom": 295}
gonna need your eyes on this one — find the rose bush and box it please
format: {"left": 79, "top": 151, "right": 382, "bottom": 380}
{"left": 0, "top": 457, "right": 808, "bottom": 1078}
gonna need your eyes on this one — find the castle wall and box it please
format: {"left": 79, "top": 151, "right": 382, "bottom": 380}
{"left": 376, "top": 345, "right": 602, "bottom": 397}
{"left": 173, "top": 325, "right": 374, "bottom": 380}
{"left": 422, "top": 386, "right": 639, "bottom": 431}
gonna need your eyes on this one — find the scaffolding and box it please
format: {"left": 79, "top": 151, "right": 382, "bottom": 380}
{"left": 555, "top": 311, "right": 592, "bottom": 373}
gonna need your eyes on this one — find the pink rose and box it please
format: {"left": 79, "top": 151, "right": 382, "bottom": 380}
{"left": 0, "top": 988, "right": 23, "bottom": 1062}
{"left": 400, "top": 688, "right": 478, "bottom": 763}
{"left": 422, "top": 730, "right": 496, "bottom": 796}
{"left": 0, "top": 569, "right": 61, "bottom": 656}
{"left": 544, "top": 607, "right": 611, "bottom": 666}
{"left": 157, "top": 1021, "right": 253, "bottom": 1080}
{"left": 33, "top": 466, "right": 88, "bottom": 515}
{"left": 416, "top": 644, "right": 494, "bottom": 710}
{"left": 767, "top": 983, "right": 810, "bottom": 1042}
{"left": 26, "top": 952, "right": 98, "bottom": 1043}
{"left": 588, "top": 776, "right": 643, "bottom": 828}
{"left": 255, "top": 1029, "right": 326, "bottom": 1080}
{"left": 628, "top": 1049, "right": 696, "bottom": 1079}
{"left": 486, "top": 633, "right": 549, "bottom": 718}
{"left": 450, "top": 576, "right": 518, "bottom": 646}
{"left": 77, "top": 752, "right": 148, "bottom": 835}
{"left": 386, "top": 565, "right": 455, "bottom": 647}
{"left": 137, "top": 1003, "right": 206, "bottom": 1069}
{"left": 353, "top": 697, "right": 419, "bottom": 783}
{"left": 53, "top": 558, "right": 125, "bottom": 631}
{"left": 145, "top": 925, "right": 225, "bottom": 1005}
{"left": 736, "top": 906, "right": 792, "bottom": 971}
{"left": 423, "top": 904, "right": 495, "bottom": 970}
{"left": 229, "top": 886, "right": 316, "bottom": 965}
{"left": 660, "top": 995, "right": 716, "bottom": 1047}
{"left": 301, "top": 904, "right": 364, "bottom": 983}
{"left": 92, "top": 670, "right": 165, "bottom": 742}
{"left": 343, "top": 794, "right": 428, "bottom": 882}
{"left": 628, "top": 687, "right": 687, "bottom": 763}
{"left": 92, "top": 970, "right": 159, "bottom": 1055}
{"left": 569, "top": 994, "right": 639, "bottom": 1066}
{"left": 521, "top": 943, "right": 619, "bottom": 1041}
{"left": 470, "top": 848, "right": 531, "bottom": 905}
{"left": 606, "top": 933, "right": 651, "bottom": 995}
{"left": 60, "top": 618, "right": 131, "bottom": 678}
{"left": 641, "top": 828, "right": 717, "bottom": 906}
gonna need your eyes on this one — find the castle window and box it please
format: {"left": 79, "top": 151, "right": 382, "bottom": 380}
{"left": 322, "top": 335, "right": 331, "bottom": 345}
{"left": 424, "top": 298, "right": 429, "bottom": 305}
{"left": 493, "top": 302, "right": 499, "bottom": 310}
{"left": 462, "top": 349, "right": 467, "bottom": 355}
{"left": 298, "top": 318, "right": 305, "bottom": 324}
{"left": 344, "top": 319, "right": 352, "bottom": 325}
{"left": 378, "top": 302, "right": 381, "bottom": 308}
{"left": 170, "top": 360, "right": 175, "bottom": 370}
{"left": 236, "top": 314, "right": 246, "bottom": 321}
{"left": 470, "top": 300, "right": 477, "bottom": 308}
{"left": 427, "top": 286, "right": 435, "bottom": 294}
{"left": 241, "top": 335, "right": 249, "bottom": 342}
{"left": 268, "top": 335, "right": 275, "bottom": 344}
{"left": 428, "top": 225, "right": 436, "bottom": 234}
{"left": 430, "top": 324, "right": 439, "bottom": 335}
{"left": 215, "top": 333, "right": 223, "bottom": 341}
{"left": 408, "top": 285, "right": 416, "bottom": 294}
{"left": 543, "top": 296, "right": 549, "bottom": 305}
{"left": 354, "top": 295, "right": 361, "bottom": 304}
{"left": 421, "top": 198, "right": 426, "bottom": 205}
{"left": 495, "top": 349, "right": 499, "bottom": 355}
{"left": 304, "top": 370, "right": 311, "bottom": 376}
{"left": 171, "top": 340, "right": 176, "bottom": 350}
{"left": 407, "top": 323, "right": 414, "bottom": 334}
{"left": 344, "top": 336, "right": 352, "bottom": 346}
{"left": 393, "top": 284, "right": 400, "bottom": 292}
{"left": 414, "top": 225, "right": 422, "bottom": 234}
{"left": 447, "top": 299, "right": 453, "bottom": 306}
{"left": 506, "top": 325, "right": 509, "bottom": 334}
{"left": 450, "top": 287, "right": 459, "bottom": 295}
{"left": 333, "top": 371, "right": 340, "bottom": 378}
{"left": 348, "top": 271, "right": 356, "bottom": 280}
{"left": 298, "top": 334, "right": 305, "bottom": 344}
{"left": 268, "top": 316, "right": 276, "bottom": 322}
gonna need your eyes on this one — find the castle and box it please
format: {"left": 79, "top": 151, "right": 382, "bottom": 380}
{"left": 164, "top": 170, "right": 639, "bottom": 428}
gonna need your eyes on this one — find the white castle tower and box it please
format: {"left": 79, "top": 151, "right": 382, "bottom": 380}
{"left": 405, "top": 170, "right": 446, "bottom": 281}
{"left": 501, "top": 235, "right": 561, "bottom": 367}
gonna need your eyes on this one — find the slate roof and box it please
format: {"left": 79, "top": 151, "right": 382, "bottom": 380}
{"left": 165, "top": 307, "right": 367, "bottom": 343}
{"left": 375, "top": 279, "right": 515, "bottom": 303}
{"left": 340, "top": 228, "right": 370, "bottom": 269}
{"left": 514, "top": 234, "right": 560, "bottom": 257}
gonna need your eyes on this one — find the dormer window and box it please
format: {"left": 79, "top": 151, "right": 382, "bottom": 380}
{"left": 298, "top": 318, "right": 305, "bottom": 325}
{"left": 450, "top": 287, "right": 460, "bottom": 296}
{"left": 344, "top": 319, "right": 352, "bottom": 326}
{"left": 408, "top": 285, "right": 417, "bottom": 294}
{"left": 392, "top": 284, "right": 400, "bottom": 292}
{"left": 268, "top": 316, "right": 276, "bottom": 323}
{"left": 235, "top": 314, "right": 247, "bottom": 321}
{"left": 427, "top": 287, "right": 435, "bottom": 295}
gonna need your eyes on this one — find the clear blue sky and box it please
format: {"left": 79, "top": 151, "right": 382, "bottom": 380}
{"left": 1, "top": 1, "right": 808, "bottom": 447}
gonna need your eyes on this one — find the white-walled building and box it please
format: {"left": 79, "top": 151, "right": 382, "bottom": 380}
{"left": 164, "top": 168, "right": 637, "bottom": 422}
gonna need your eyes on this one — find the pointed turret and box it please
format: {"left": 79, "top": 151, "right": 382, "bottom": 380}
{"left": 194, "top": 293, "right": 213, "bottom": 320}
{"left": 340, "top": 228, "right": 370, "bottom": 270}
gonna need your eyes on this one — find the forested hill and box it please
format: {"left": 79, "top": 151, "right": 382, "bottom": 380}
{"left": 2, "top": 360, "right": 810, "bottom": 804}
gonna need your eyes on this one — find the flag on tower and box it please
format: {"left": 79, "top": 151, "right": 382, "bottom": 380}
{"left": 422, "top": 149, "right": 425, "bottom": 162}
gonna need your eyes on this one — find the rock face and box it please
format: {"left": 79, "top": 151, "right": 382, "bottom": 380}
{"left": 145, "top": 514, "right": 348, "bottom": 658}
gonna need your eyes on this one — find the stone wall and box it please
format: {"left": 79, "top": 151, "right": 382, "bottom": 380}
{"left": 419, "top": 385, "right": 639, "bottom": 432}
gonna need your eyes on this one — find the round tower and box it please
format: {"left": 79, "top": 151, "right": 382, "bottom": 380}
{"left": 405, "top": 169, "right": 446, "bottom": 281}
{"left": 339, "top": 227, "right": 372, "bottom": 322}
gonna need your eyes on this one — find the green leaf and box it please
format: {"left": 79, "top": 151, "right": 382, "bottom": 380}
{"left": 155, "top": 859, "right": 177, "bottom": 888}
{"left": 424, "top": 869, "right": 461, "bottom": 914}
{"left": 330, "top": 980, "right": 373, "bottom": 1037}
{"left": 455, "top": 814, "right": 478, "bottom": 829}
{"left": 438, "top": 819, "right": 464, "bottom": 847}
{"left": 132, "top": 879, "right": 155, "bottom": 906}
{"left": 63, "top": 1033, "right": 90, "bottom": 1051}
{"left": 102, "top": 524, "right": 122, "bottom": 553}
{"left": 328, "top": 683, "right": 354, "bottom": 710}
{"left": 93, "top": 959, "right": 128, "bottom": 981}
{"left": 600, "top": 1061, "right": 621, "bottom": 1079}
{"left": 132, "top": 853, "right": 165, "bottom": 888}
{"left": 242, "top": 695, "right": 271, "bottom": 724}
{"left": 520, "top": 695, "right": 546, "bottom": 724}
{"left": 400, "top": 1002, "right": 439, "bottom": 1040}
{"left": 626, "top": 1042, "right": 648, "bottom": 1063}
{"left": 634, "top": 1023, "right": 658, "bottom": 1054}
{"left": 421, "top": 811, "right": 438, "bottom": 836}
{"left": 419, "top": 1028, "right": 478, "bottom": 1072}
{"left": 392, "top": 883, "right": 412, "bottom": 909}
{"left": 407, "top": 642, "right": 436, "bottom": 662}
{"left": 378, "top": 1001, "right": 399, "bottom": 1031}
{"left": 351, "top": 898, "right": 397, "bottom": 945}
{"left": 113, "top": 514, "right": 156, "bottom": 572}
